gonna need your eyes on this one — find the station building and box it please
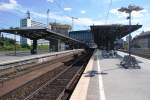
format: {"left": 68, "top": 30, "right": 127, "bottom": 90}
{"left": 132, "top": 31, "right": 150, "bottom": 49}
{"left": 49, "top": 23, "right": 71, "bottom": 36}
{"left": 131, "top": 31, "right": 150, "bottom": 56}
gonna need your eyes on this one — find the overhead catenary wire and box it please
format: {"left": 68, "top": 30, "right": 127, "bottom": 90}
{"left": 105, "top": 0, "right": 112, "bottom": 24}
{"left": 53, "top": 0, "right": 77, "bottom": 20}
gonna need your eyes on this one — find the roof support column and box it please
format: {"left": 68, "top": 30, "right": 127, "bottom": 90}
{"left": 48, "top": 40, "right": 51, "bottom": 52}
{"left": 68, "top": 43, "right": 74, "bottom": 50}
{"left": 49, "top": 39, "right": 58, "bottom": 52}
{"left": 31, "top": 39, "right": 37, "bottom": 54}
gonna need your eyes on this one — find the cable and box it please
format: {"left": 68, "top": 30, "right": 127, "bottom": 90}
{"left": 48, "top": 0, "right": 83, "bottom": 30}
{"left": 0, "top": 22, "right": 11, "bottom": 28}
{"left": 105, "top": 0, "right": 112, "bottom": 24}
{"left": 54, "top": 0, "right": 64, "bottom": 11}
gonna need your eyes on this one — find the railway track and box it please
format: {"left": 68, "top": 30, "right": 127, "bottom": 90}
{"left": 25, "top": 55, "right": 90, "bottom": 100}
{"left": 0, "top": 49, "right": 93, "bottom": 100}
{"left": 0, "top": 53, "right": 75, "bottom": 82}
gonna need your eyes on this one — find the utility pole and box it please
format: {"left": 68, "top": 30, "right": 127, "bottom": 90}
{"left": 47, "top": 9, "right": 50, "bottom": 27}
{"left": 14, "top": 32, "right": 17, "bottom": 56}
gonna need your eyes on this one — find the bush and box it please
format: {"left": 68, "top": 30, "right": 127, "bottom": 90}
{"left": 21, "top": 43, "right": 31, "bottom": 49}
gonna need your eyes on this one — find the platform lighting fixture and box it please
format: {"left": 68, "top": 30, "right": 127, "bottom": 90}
{"left": 118, "top": 4, "right": 143, "bottom": 56}
{"left": 118, "top": 5, "right": 143, "bottom": 69}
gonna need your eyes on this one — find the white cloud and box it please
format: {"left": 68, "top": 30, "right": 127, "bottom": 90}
{"left": 10, "top": 0, "right": 17, "bottom": 4}
{"left": 64, "top": 7, "right": 72, "bottom": 11}
{"left": 31, "top": 11, "right": 104, "bottom": 26}
{"left": 75, "top": 17, "right": 104, "bottom": 26}
{"left": 132, "top": 9, "right": 148, "bottom": 18}
{"left": 0, "top": 0, "right": 27, "bottom": 14}
{"left": 110, "top": 8, "right": 127, "bottom": 18}
{"left": 110, "top": 8, "right": 148, "bottom": 18}
{"left": 47, "top": 0, "right": 54, "bottom": 3}
{"left": 81, "top": 10, "right": 86, "bottom": 14}
{"left": 103, "top": 0, "right": 122, "bottom": 3}
{"left": 0, "top": 0, "right": 18, "bottom": 11}
{"left": 0, "top": 0, "right": 103, "bottom": 27}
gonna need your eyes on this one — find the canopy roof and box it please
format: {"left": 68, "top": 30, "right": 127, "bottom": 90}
{"left": 0, "top": 27, "right": 84, "bottom": 45}
{"left": 90, "top": 24, "right": 142, "bottom": 49}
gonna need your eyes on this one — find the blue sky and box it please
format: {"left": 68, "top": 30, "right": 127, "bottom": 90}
{"left": 0, "top": 0, "right": 150, "bottom": 39}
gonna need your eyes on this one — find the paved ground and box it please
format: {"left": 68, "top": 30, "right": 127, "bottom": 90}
{"left": 70, "top": 50, "right": 103, "bottom": 100}
{"left": 70, "top": 50, "right": 150, "bottom": 100}
{"left": 0, "top": 50, "right": 76, "bottom": 65}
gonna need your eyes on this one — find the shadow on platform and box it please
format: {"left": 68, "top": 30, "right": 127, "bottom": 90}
{"left": 102, "top": 67, "right": 121, "bottom": 72}
{"left": 84, "top": 70, "right": 108, "bottom": 77}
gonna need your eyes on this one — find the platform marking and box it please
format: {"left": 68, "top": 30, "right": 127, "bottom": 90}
{"left": 96, "top": 50, "right": 106, "bottom": 100}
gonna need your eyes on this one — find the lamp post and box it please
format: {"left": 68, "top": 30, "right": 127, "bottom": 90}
{"left": 14, "top": 32, "right": 17, "bottom": 56}
{"left": 118, "top": 4, "right": 143, "bottom": 56}
{"left": 118, "top": 5, "right": 143, "bottom": 69}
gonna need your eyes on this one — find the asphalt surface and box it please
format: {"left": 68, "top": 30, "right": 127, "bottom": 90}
{"left": 99, "top": 50, "right": 150, "bottom": 100}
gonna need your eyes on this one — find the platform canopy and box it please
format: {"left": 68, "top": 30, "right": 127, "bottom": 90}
{"left": 0, "top": 27, "right": 85, "bottom": 45}
{"left": 90, "top": 24, "right": 142, "bottom": 49}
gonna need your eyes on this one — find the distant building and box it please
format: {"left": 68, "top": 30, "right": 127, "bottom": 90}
{"left": 20, "top": 18, "right": 46, "bottom": 28}
{"left": 49, "top": 23, "right": 71, "bottom": 36}
{"left": 20, "top": 18, "right": 30, "bottom": 45}
{"left": 46, "top": 23, "right": 71, "bottom": 51}
{"left": 69, "top": 30, "right": 95, "bottom": 48}
{"left": 132, "top": 31, "right": 150, "bottom": 49}
{"left": 20, "top": 11, "right": 47, "bottom": 45}
{"left": 37, "top": 39, "right": 49, "bottom": 45}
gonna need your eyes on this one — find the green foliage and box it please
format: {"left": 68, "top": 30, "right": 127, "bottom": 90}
{"left": 21, "top": 43, "right": 31, "bottom": 49}
{"left": 37, "top": 45, "right": 49, "bottom": 52}
{"left": 0, "top": 37, "right": 30, "bottom": 51}
{"left": 38, "top": 45, "right": 49, "bottom": 50}
{"left": 123, "top": 43, "right": 128, "bottom": 50}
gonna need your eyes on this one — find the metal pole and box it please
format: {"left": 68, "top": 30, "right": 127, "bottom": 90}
{"left": 71, "top": 17, "right": 74, "bottom": 31}
{"left": 47, "top": 9, "right": 50, "bottom": 27}
{"left": 14, "top": 32, "right": 16, "bottom": 56}
{"left": 128, "top": 12, "right": 131, "bottom": 56}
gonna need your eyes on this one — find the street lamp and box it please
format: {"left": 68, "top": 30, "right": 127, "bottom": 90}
{"left": 118, "top": 4, "right": 143, "bottom": 56}
{"left": 118, "top": 4, "right": 143, "bottom": 69}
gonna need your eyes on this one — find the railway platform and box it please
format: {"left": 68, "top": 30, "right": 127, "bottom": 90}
{"left": 70, "top": 49, "right": 150, "bottom": 100}
{"left": 0, "top": 49, "right": 85, "bottom": 99}
{"left": 0, "top": 49, "right": 83, "bottom": 70}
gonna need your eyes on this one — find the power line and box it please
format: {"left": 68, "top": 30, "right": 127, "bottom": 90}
{"left": 48, "top": 0, "right": 82, "bottom": 30}
{"left": 54, "top": 0, "right": 64, "bottom": 11}
{"left": 105, "top": 0, "right": 112, "bottom": 24}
